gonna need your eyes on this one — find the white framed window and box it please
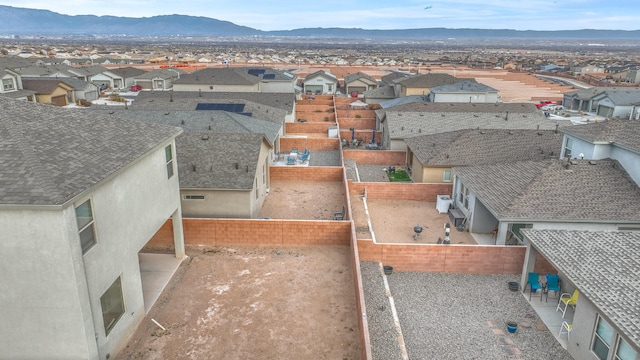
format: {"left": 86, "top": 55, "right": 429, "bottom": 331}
{"left": 459, "top": 184, "right": 465, "bottom": 203}
{"left": 615, "top": 337, "right": 637, "bottom": 360}
{"left": 443, "top": 169, "right": 452, "bottom": 182}
{"left": 183, "top": 195, "right": 205, "bottom": 200}
{"left": 564, "top": 137, "right": 573, "bottom": 159}
{"left": 2, "top": 78, "right": 15, "bottom": 91}
{"left": 165, "top": 145, "right": 174, "bottom": 179}
{"left": 592, "top": 316, "right": 614, "bottom": 360}
{"left": 101, "top": 277, "right": 125, "bottom": 335}
{"left": 75, "top": 199, "right": 97, "bottom": 254}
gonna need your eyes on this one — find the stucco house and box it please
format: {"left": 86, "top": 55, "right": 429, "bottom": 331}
{"left": 404, "top": 129, "right": 563, "bottom": 183}
{"left": 66, "top": 65, "right": 123, "bottom": 90}
{"left": 172, "top": 67, "right": 297, "bottom": 93}
{"left": 393, "top": 73, "right": 473, "bottom": 97}
{"left": 132, "top": 68, "right": 184, "bottom": 90}
{"left": 92, "top": 109, "right": 280, "bottom": 218}
{"left": 36, "top": 76, "right": 100, "bottom": 102}
{"left": 451, "top": 158, "right": 640, "bottom": 245}
{"left": 108, "top": 66, "right": 148, "bottom": 89}
{"left": 21, "top": 78, "right": 75, "bottom": 106}
{"left": 521, "top": 229, "right": 639, "bottom": 360}
{"left": 0, "top": 65, "right": 36, "bottom": 101}
{"left": 343, "top": 72, "right": 378, "bottom": 95}
{"left": 563, "top": 87, "right": 640, "bottom": 119}
{"left": 560, "top": 119, "right": 640, "bottom": 185}
{"left": 0, "top": 97, "right": 185, "bottom": 359}
{"left": 377, "top": 102, "right": 566, "bottom": 151}
{"left": 302, "top": 70, "right": 339, "bottom": 95}
{"left": 427, "top": 80, "right": 499, "bottom": 103}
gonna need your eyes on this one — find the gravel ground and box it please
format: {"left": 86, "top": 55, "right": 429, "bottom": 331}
{"left": 361, "top": 263, "right": 573, "bottom": 360}
{"left": 309, "top": 150, "right": 341, "bottom": 166}
{"left": 356, "top": 164, "right": 390, "bottom": 182}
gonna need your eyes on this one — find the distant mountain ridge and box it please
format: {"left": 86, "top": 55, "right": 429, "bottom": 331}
{"left": 1, "top": 5, "right": 639, "bottom": 39}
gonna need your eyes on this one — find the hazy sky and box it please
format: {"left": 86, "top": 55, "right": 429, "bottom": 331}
{"left": 3, "top": 0, "right": 639, "bottom": 31}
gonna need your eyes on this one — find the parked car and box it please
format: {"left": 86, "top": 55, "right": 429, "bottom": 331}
{"left": 129, "top": 84, "right": 142, "bottom": 91}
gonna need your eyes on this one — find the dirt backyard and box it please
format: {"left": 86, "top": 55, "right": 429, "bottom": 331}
{"left": 350, "top": 195, "right": 476, "bottom": 244}
{"left": 258, "top": 181, "right": 346, "bottom": 220}
{"left": 116, "top": 246, "right": 360, "bottom": 360}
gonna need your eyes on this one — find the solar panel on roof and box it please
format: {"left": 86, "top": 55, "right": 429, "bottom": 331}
{"left": 248, "top": 69, "right": 266, "bottom": 76}
{"left": 195, "top": 103, "right": 246, "bottom": 113}
{"left": 262, "top": 74, "right": 276, "bottom": 80}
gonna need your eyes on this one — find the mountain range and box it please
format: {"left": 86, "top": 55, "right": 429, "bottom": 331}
{"left": 1, "top": 5, "right": 639, "bottom": 40}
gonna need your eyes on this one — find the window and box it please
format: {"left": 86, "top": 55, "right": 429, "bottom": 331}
{"left": 101, "top": 277, "right": 125, "bottom": 335}
{"left": 183, "top": 195, "right": 205, "bottom": 200}
{"left": 615, "top": 337, "right": 637, "bottom": 360}
{"left": 443, "top": 170, "right": 452, "bottom": 182}
{"left": 592, "top": 316, "right": 614, "bottom": 360}
{"left": 165, "top": 145, "right": 174, "bottom": 179}
{"left": 2, "top": 78, "right": 15, "bottom": 91}
{"left": 75, "top": 199, "right": 96, "bottom": 254}
{"left": 564, "top": 137, "right": 573, "bottom": 158}
{"left": 459, "top": 184, "right": 465, "bottom": 203}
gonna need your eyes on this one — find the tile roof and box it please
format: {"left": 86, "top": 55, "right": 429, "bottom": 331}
{"left": 383, "top": 103, "right": 566, "bottom": 140}
{"left": 0, "top": 97, "right": 182, "bottom": 206}
{"left": 176, "top": 132, "right": 265, "bottom": 190}
{"left": 174, "top": 67, "right": 295, "bottom": 86}
{"left": 522, "top": 229, "right": 640, "bottom": 349}
{"left": 405, "top": 129, "right": 563, "bottom": 165}
{"left": 562, "top": 119, "right": 640, "bottom": 153}
{"left": 454, "top": 159, "right": 640, "bottom": 221}
{"left": 128, "top": 91, "right": 294, "bottom": 124}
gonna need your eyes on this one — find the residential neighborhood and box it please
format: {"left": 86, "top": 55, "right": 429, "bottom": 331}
{"left": 1, "top": 34, "right": 640, "bottom": 360}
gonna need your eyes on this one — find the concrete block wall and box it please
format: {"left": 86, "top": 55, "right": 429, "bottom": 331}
{"left": 337, "top": 118, "right": 377, "bottom": 131}
{"left": 343, "top": 150, "right": 406, "bottom": 165}
{"left": 295, "top": 112, "right": 336, "bottom": 122}
{"left": 280, "top": 137, "right": 339, "bottom": 152}
{"left": 349, "top": 181, "right": 453, "bottom": 202}
{"left": 357, "top": 239, "right": 526, "bottom": 274}
{"left": 149, "top": 218, "right": 351, "bottom": 247}
{"left": 336, "top": 110, "right": 376, "bottom": 119}
{"left": 270, "top": 166, "right": 344, "bottom": 182}
{"left": 297, "top": 99, "right": 334, "bottom": 106}
{"left": 286, "top": 122, "right": 335, "bottom": 134}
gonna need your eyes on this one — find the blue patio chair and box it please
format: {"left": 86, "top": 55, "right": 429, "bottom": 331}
{"left": 526, "top": 272, "right": 543, "bottom": 301}
{"left": 545, "top": 274, "right": 561, "bottom": 302}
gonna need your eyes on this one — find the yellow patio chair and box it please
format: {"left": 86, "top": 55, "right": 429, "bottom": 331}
{"left": 556, "top": 289, "right": 579, "bottom": 318}
{"left": 559, "top": 321, "right": 573, "bottom": 339}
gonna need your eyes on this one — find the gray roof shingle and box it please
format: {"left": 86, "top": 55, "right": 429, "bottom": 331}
{"left": 174, "top": 67, "right": 295, "bottom": 86}
{"left": 176, "top": 132, "right": 264, "bottom": 190}
{"left": 383, "top": 103, "right": 567, "bottom": 140}
{"left": 0, "top": 97, "right": 182, "bottom": 206}
{"left": 562, "top": 119, "right": 640, "bottom": 153}
{"left": 128, "top": 91, "right": 294, "bottom": 124}
{"left": 523, "top": 229, "right": 640, "bottom": 349}
{"left": 405, "top": 129, "right": 563, "bottom": 165}
{"left": 454, "top": 159, "right": 640, "bottom": 221}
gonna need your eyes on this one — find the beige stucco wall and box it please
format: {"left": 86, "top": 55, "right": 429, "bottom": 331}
{"left": 181, "top": 139, "right": 271, "bottom": 219}
{"left": 421, "top": 166, "right": 454, "bottom": 183}
{"left": 404, "top": 87, "right": 430, "bottom": 96}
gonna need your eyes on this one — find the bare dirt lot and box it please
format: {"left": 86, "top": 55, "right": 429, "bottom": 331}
{"left": 350, "top": 196, "right": 476, "bottom": 244}
{"left": 258, "top": 181, "right": 346, "bottom": 220}
{"left": 116, "top": 246, "right": 360, "bottom": 360}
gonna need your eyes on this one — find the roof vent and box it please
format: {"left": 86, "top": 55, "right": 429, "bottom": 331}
{"left": 589, "top": 160, "right": 597, "bottom": 165}
{"left": 234, "top": 162, "right": 239, "bottom": 170}
{"left": 164, "top": 112, "right": 170, "bottom": 115}
{"left": 192, "top": 165, "right": 197, "bottom": 172}
{"left": 181, "top": 119, "right": 185, "bottom": 125}
{"left": 201, "top": 135, "right": 210, "bottom": 140}
{"left": 570, "top": 160, "right": 578, "bottom": 165}
{"left": 509, "top": 131, "right": 514, "bottom": 135}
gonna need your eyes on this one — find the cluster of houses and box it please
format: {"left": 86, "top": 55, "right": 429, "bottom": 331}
{"left": 1, "top": 56, "right": 639, "bottom": 360}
